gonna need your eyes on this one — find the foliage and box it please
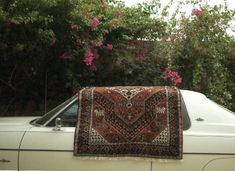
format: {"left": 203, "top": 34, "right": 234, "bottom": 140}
{"left": 159, "top": 0, "right": 235, "bottom": 109}
{"left": 0, "top": 0, "right": 165, "bottom": 115}
{"left": 140, "top": 0, "right": 235, "bottom": 110}
{"left": 0, "top": 0, "right": 234, "bottom": 115}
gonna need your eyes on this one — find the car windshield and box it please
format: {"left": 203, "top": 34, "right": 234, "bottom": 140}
{"left": 32, "top": 95, "right": 77, "bottom": 126}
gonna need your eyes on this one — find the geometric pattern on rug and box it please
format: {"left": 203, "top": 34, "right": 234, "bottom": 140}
{"left": 74, "top": 86, "right": 183, "bottom": 159}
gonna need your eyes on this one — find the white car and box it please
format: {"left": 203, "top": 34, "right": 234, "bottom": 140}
{"left": 0, "top": 90, "right": 235, "bottom": 171}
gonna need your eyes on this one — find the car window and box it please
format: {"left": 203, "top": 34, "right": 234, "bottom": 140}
{"left": 33, "top": 95, "right": 77, "bottom": 126}
{"left": 47, "top": 102, "right": 78, "bottom": 127}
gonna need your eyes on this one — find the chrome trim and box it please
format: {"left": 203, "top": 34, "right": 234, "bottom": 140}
{"left": 0, "top": 148, "right": 72, "bottom": 152}
{"left": 53, "top": 118, "right": 62, "bottom": 131}
{"left": 43, "top": 97, "right": 78, "bottom": 126}
{"left": 21, "top": 149, "right": 73, "bottom": 152}
{"left": 0, "top": 148, "right": 234, "bottom": 156}
{"left": 1, "top": 148, "right": 234, "bottom": 156}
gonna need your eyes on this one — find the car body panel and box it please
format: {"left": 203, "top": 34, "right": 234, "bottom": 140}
{"left": 18, "top": 127, "right": 235, "bottom": 171}
{"left": 0, "top": 117, "right": 36, "bottom": 149}
{"left": 184, "top": 132, "right": 235, "bottom": 154}
{"left": 19, "top": 127, "right": 151, "bottom": 171}
{"left": 20, "top": 151, "right": 151, "bottom": 171}
{"left": 152, "top": 155, "right": 235, "bottom": 171}
{"left": 0, "top": 117, "right": 35, "bottom": 170}
{"left": 1, "top": 90, "right": 235, "bottom": 171}
{"left": 203, "top": 157, "right": 235, "bottom": 171}
{"left": 20, "top": 127, "right": 74, "bottom": 151}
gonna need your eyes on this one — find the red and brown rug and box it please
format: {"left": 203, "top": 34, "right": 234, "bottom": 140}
{"left": 74, "top": 86, "right": 183, "bottom": 159}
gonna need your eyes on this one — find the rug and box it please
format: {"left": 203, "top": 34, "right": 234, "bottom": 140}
{"left": 74, "top": 86, "right": 182, "bottom": 159}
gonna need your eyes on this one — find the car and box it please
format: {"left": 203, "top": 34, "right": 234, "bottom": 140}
{"left": 0, "top": 88, "right": 235, "bottom": 171}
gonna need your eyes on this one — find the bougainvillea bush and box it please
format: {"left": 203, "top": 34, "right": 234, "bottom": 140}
{"left": 143, "top": 0, "right": 235, "bottom": 110}
{"left": 0, "top": 0, "right": 166, "bottom": 115}
{"left": 0, "top": 0, "right": 234, "bottom": 115}
{"left": 160, "top": 0, "right": 235, "bottom": 110}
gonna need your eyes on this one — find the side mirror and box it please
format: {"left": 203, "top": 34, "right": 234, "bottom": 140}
{"left": 53, "top": 118, "right": 62, "bottom": 131}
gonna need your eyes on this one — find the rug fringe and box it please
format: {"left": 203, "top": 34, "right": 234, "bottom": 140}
{"left": 74, "top": 156, "right": 183, "bottom": 162}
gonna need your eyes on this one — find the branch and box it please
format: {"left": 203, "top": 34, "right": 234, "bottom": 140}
{"left": 0, "top": 78, "right": 16, "bottom": 91}
{"left": 8, "top": 65, "right": 17, "bottom": 85}
{"left": 0, "top": 65, "right": 17, "bottom": 91}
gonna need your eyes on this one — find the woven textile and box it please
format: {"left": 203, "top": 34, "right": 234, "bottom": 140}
{"left": 74, "top": 86, "right": 182, "bottom": 159}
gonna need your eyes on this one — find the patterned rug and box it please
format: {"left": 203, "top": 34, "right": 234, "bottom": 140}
{"left": 74, "top": 86, "right": 183, "bottom": 159}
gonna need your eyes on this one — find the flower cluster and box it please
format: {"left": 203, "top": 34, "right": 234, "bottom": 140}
{"left": 82, "top": 17, "right": 114, "bottom": 71}
{"left": 84, "top": 51, "right": 94, "bottom": 65}
{"left": 83, "top": 43, "right": 113, "bottom": 66}
{"left": 91, "top": 17, "right": 101, "bottom": 29}
{"left": 192, "top": 8, "right": 203, "bottom": 17}
{"left": 103, "top": 43, "right": 113, "bottom": 50}
{"left": 83, "top": 49, "right": 98, "bottom": 71}
{"left": 84, "top": 47, "right": 100, "bottom": 66}
{"left": 163, "top": 68, "right": 182, "bottom": 86}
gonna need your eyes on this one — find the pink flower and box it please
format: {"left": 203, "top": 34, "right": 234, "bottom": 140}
{"left": 103, "top": 43, "right": 113, "bottom": 50}
{"left": 84, "top": 56, "right": 93, "bottom": 66}
{"left": 232, "top": 28, "right": 235, "bottom": 32}
{"left": 192, "top": 8, "right": 203, "bottom": 17}
{"left": 84, "top": 51, "right": 94, "bottom": 65}
{"left": 163, "top": 68, "right": 172, "bottom": 78}
{"left": 91, "top": 17, "right": 100, "bottom": 29}
{"left": 173, "top": 77, "right": 182, "bottom": 85}
{"left": 85, "top": 50, "right": 93, "bottom": 58}
{"left": 60, "top": 52, "right": 70, "bottom": 59}
{"left": 163, "top": 68, "right": 182, "bottom": 86}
